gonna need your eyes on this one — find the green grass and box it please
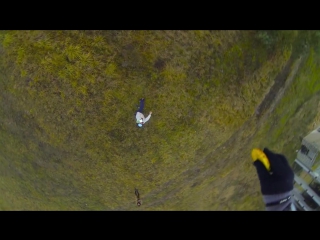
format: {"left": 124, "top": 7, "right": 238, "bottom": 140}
{"left": 241, "top": 48, "right": 320, "bottom": 209}
{"left": 254, "top": 48, "right": 320, "bottom": 162}
{"left": 0, "top": 30, "right": 319, "bottom": 210}
{"left": 139, "top": 47, "right": 320, "bottom": 210}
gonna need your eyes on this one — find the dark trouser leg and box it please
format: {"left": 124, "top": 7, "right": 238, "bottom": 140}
{"left": 135, "top": 188, "right": 140, "bottom": 198}
{"left": 137, "top": 99, "right": 145, "bottom": 113}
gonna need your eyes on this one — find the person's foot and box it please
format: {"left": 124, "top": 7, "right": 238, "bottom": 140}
{"left": 140, "top": 98, "right": 144, "bottom": 101}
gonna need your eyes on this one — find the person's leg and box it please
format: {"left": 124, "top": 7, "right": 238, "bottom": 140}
{"left": 135, "top": 188, "right": 140, "bottom": 198}
{"left": 137, "top": 98, "right": 145, "bottom": 113}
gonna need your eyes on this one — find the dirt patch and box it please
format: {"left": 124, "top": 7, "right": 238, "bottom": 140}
{"left": 154, "top": 58, "right": 166, "bottom": 71}
{"left": 255, "top": 55, "right": 295, "bottom": 118}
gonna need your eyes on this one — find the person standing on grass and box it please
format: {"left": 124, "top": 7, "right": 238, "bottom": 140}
{"left": 135, "top": 188, "right": 142, "bottom": 206}
{"left": 135, "top": 98, "right": 152, "bottom": 128}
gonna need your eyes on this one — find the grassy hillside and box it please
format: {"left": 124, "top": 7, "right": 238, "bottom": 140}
{"left": 0, "top": 30, "right": 319, "bottom": 210}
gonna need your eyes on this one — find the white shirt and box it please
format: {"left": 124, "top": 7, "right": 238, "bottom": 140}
{"left": 136, "top": 112, "right": 151, "bottom": 124}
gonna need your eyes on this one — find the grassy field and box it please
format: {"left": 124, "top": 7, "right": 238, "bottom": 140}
{"left": 138, "top": 49, "right": 320, "bottom": 211}
{"left": 0, "top": 30, "right": 319, "bottom": 210}
{"left": 253, "top": 49, "right": 320, "bottom": 161}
